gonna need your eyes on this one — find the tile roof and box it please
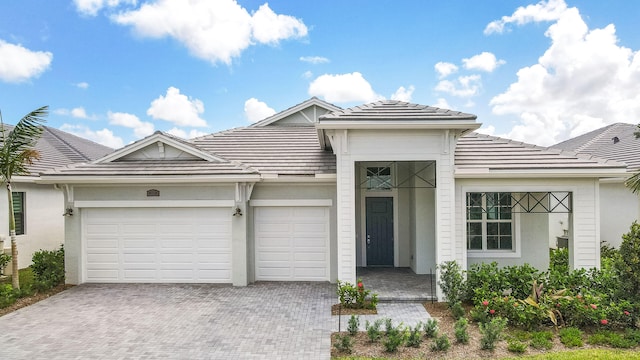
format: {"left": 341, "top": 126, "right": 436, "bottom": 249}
{"left": 551, "top": 123, "right": 640, "bottom": 171}
{"left": 456, "top": 132, "right": 627, "bottom": 173}
{"left": 193, "top": 126, "right": 335, "bottom": 175}
{"left": 1, "top": 125, "right": 114, "bottom": 176}
{"left": 320, "top": 100, "right": 477, "bottom": 121}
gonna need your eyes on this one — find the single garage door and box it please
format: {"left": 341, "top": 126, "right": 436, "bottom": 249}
{"left": 255, "top": 206, "right": 329, "bottom": 281}
{"left": 83, "top": 207, "right": 232, "bottom": 283}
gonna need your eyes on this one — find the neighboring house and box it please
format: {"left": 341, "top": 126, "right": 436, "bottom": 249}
{"left": 39, "top": 98, "right": 628, "bottom": 299}
{"left": 552, "top": 123, "right": 640, "bottom": 248}
{"left": 0, "top": 126, "right": 113, "bottom": 273}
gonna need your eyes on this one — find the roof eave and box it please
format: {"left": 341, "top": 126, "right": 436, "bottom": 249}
{"left": 315, "top": 121, "right": 481, "bottom": 131}
{"left": 37, "top": 174, "right": 262, "bottom": 185}
{"left": 455, "top": 168, "right": 629, "bottom": 178}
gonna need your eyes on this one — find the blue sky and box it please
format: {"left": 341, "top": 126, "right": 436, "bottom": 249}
{"left": 1, "top": 0, "right": 639, "bottom": 148}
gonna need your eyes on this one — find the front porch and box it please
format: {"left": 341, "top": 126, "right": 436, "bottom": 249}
{"left": 356, "top": 267, "right": 436, "bottom": 302}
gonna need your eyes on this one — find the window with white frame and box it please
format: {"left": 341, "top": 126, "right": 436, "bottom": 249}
{"left": 466, "top": 192, "right": 513, "bottom": 251}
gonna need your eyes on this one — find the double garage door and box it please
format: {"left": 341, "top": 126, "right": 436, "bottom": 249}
{"left": 84, "top": 207, "right": 232, "bottom": 283}
{"left": 83, "top": 206, "right": 329, "bottom": 283}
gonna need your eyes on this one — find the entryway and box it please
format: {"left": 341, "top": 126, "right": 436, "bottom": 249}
{"left": 365, "top": 197, "right": 394, "bottom": 266}
{"left": 356, "top": 267, "right": 436, "bottom": 301}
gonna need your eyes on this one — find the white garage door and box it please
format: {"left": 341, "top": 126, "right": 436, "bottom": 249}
{"left": 83, "top": 207, "right": 232, "bottom": 283}
{"left": 255, "top": 206, "right": 329, "bottom": 281}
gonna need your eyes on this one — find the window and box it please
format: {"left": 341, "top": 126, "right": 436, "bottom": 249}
{"left": 466, "top": 192, "right": 513, "bottom": 251}
{"left": 12, "top": 192, "right": 25, "bottom": 235}
{"left": 366, "top": 167, "right": 392, "bottom": 190}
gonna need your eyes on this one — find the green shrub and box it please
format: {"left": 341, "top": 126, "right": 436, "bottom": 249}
{"left": 430, "top": 333, "right": 451, "bottom": 352}
{"left": 365, "top": 319, "right": 384, "bottom": 342}
{"left": 333, "top": 333, "right": 353, "bottom": 354}
{"left": 467, "top": 262, "right": 507, "bottom": 303}
{"left": 479, "top": 316, "right": 507, "bottom": 350}
{"left": 530, "top": 331, "right": 554, "bottom": 350}
{"left": 0, "top": 253, "right": 10, "bottom": 274}
{"left": 550, "top": 247, "right": 569, "bottom": 274}
{"left": 405, "top": 322, "right": 422, "bottom": 348}
{"left": 347, "top": 315, "right": 360, "bottom": 336}
{"left": 438, "top": 261, "right": 466, "bottom": 306}
{"left": 504, "top": 263, "right": 544, "bottom": 299}
{"left": 423, "top": 318, "right": 438, "bottom": 338}
{"left": 450, "top": 301, "right": 465, "bottom": 320}
{"left": 0, "top": 283, "right": 18, "bottom": 308}
{"left": 507, "top": 339, "right": 528, "bottom": 353}
{"left": 382, "top": 321, "right": 405, "bottom": 352}
{"left": 336, "top": 278, "right": 378, "bottom": 309}
{"left": 31, "top": 245, "right": 65, "bottom": 291}
{"left": 615, "top": 222, "right": 640, "bottom": 301}
{"left": 454, "top": 317, "right": 469, "bottom": 344}
{"left": 559, "top": 327, "right": 583, "bottom": 347}
{"left": 588, "top": 330, "right": 637, "bottom": 349}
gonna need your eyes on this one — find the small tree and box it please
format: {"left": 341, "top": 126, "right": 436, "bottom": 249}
{"left": 0, "top": 106, "right": 47, "bottom": 289}
{"left": 615, "top": 221, "right": 640, "bottom": 301}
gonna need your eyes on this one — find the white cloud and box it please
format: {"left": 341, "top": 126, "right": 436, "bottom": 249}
{"left": 73, "top": 0, "right": 137, "bottom": 16}
{"left": 147, "top": 87, "right": 207, "bottom": 127}
{"left": 390, "top": 86, "right": 415, "bottom": 102}
{"left": 434, "top": 62, "right": 458, "bottom": 79}
{"left": 484, "top": 0, "right": 568, "bottom": 35}
{"left": 112, "top": 0, "right": 306, "bottom": 65}
{"left": 490, "top": 6, "right": 640, "bottom": 146}
{"left": 108, "top": 111, "right": 154, "bottom": 138}
{"left": 433, "top": 98, "right": 451, "bottom": 109}
{"left": 308, "top": 72, "right": 384, "bottom": 103}
{"left": 302, "top": 70, "right": 313, "bottom": 79}
{"left": 0, "top": 40, "right": 52, "bottom": 83}
{"left": 244, "top": 98, "right": 276, "bottom": 122}
{"left": 477, "top": 125, "right": 496, "bottom": 136}
{"left": 166, "top": 127, "right": 208, "bottom": 139}
{"left": 435, "top": 75, "right": 482, "bottom": 97}
{"left": 462, "top": 52, "right": 506, "bottom": 72}
{"left": 75, "top": 82, "right": 89, "bottom": 89}
{"left": 71, "top": 107, "right": 90, "bottom": 119}
{"left": 251, "top": 3, "right": 307, "bottom": 44}
{"left": 60, "top": 124, "right": 124, "bottom": 148}
{"left": 300, "top": 56, "right": 330, "bottom": 64}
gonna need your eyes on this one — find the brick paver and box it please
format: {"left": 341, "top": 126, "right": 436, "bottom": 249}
{"left": 0, "top": 282, "right": 335, "bottom": 360}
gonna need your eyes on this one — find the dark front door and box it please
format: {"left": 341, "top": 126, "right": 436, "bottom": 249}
{"left": 366, "top": 197, "right": 394, "bottom": 266}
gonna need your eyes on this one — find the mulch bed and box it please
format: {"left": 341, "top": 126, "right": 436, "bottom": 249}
{"left": 0, "top": 284, "right": 73, "bottom": 317}
{"left": 331, "top": 303, "right": 377, "bottom": 315}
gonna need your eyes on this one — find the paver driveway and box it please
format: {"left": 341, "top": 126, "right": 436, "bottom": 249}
{"left": 0, "top": 282, "right": 335, "bottom": 360}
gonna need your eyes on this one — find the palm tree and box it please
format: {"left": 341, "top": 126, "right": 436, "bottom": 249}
{"left": 0, "top": 106, "right": 47, "bottom": 289}
{"left": 626, "top": 124, "right": 640, "bottom": 194}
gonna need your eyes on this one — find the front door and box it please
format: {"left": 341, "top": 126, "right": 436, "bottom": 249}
{"left": 366, "top": 197, "right": 394, "bottom": 266}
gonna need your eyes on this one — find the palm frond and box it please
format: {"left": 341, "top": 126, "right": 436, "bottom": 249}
{"left": 0, "top": 106, "right": 48, "bottom": 182}
{"left": 625, "top": 171, "right": 640, "bottom": 194}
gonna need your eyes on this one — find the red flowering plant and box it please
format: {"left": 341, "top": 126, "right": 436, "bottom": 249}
{"left": 336, "top": 278, "right": 378, "bottom": 310}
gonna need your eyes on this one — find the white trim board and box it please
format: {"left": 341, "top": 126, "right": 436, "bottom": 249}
{"left": 74, "top": 200, "right": 235, "bottom": 208}
{"left": 250, "top": 199, "right": 333, "bottom": 207}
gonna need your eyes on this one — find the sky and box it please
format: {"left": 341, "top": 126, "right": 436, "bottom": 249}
{"left": 1, "top": 0, "right": 639, "bottom": 149}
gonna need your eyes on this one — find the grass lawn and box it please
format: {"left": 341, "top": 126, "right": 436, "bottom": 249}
{"left": 335, "top": 349, "right": 640, "bottom": 359}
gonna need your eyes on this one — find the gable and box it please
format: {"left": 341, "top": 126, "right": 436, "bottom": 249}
{"left": 96, "top": 132, "right": 225, "bottom": 164}
{"left": 117, "top": 142, "right": 203, "bottom": 161}
{"left": 251, "top": 97, "right": 341, "bottom": 127}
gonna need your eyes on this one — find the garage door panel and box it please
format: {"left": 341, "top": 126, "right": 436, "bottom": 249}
{"left": 255, "top": 206, "right": 329, "bottom": 281}
{"left": 84, "top": 207, "right": 232, "bottom": 283}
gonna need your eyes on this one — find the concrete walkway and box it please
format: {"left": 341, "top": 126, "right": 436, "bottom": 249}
{"left": 0, "top": 283, "right": 335, "bottom": 360}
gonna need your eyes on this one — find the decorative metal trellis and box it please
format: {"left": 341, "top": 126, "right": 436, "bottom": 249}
{"left": 355, "top": 161, "right": 437, "bottom": 189}
{"left": 466, "top": 191, "right": 572, "bottom": 214}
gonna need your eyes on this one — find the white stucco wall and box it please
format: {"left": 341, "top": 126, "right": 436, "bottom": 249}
{"left": 0, "top": 182, "right": 64, "bottom": 272}
{"left": 599, "top": 181, "right": 639, "bottom": 248}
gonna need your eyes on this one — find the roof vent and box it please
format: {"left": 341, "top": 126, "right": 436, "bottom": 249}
{"left": 612, "top": 136, "right": 620, "bottom": 144}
